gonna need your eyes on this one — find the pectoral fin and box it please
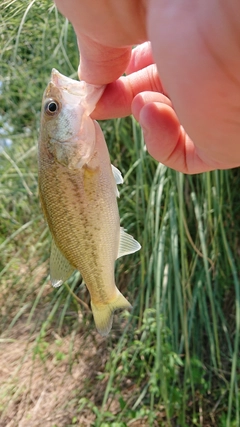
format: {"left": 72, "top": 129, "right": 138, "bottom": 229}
{"left": 111, "top": 165, "right": 124, "bottom": 198}
{"left": 50, "top": 239, "right": 75, "bottom": 287}
{"left": 117, "top": 227, "right": 141, "bottom": 259}
{"left": 91, "top": 290, "right": 132, "bottom": 336}
{"left": 111, "top": 164, "right": 124, "bottom": 185}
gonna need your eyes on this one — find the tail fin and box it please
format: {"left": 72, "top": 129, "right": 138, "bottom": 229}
{"left": 91, "top": 291, "right": 132, "bottom": 337}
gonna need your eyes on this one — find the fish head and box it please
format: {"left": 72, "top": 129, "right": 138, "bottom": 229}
{"left": 40, "top": 69, "right": 105, "bottom": 170}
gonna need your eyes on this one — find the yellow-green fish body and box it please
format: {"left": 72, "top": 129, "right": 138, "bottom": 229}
{"left": 38, "top": 69, "right": 140, "bottom": 336}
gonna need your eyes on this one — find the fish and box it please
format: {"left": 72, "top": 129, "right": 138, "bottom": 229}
{"left": 38, "top": 69, "right": 141, "bottom": 336}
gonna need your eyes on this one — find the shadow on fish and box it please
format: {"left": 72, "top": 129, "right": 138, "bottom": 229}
{"left": 38, "top": 69, "right": 141, "bottom": 336}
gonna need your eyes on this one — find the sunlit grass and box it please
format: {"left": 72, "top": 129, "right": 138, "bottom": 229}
{"left": 1, "top": 1, "right": 240, "bottom": 426}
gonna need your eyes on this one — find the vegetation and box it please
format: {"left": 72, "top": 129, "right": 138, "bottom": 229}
{"left": 1, "top": 1, "right": 240, "bottom": 426}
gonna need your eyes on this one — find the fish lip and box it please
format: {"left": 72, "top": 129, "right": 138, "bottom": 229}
{"left": 50, "top": 68, "right": 85, "bottom": 96}
{"left": 50, "top": 68, "right": 105, "bottom": 98}
{"left": 51, "top": 68, "right": 77, "bottom": 87}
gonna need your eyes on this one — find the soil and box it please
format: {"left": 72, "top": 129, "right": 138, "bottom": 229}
{"left": 0, "top": 261, "right": 148, "bottom": 427}
{"left": 0, "top": 316, "right": 110, "bottom": 427}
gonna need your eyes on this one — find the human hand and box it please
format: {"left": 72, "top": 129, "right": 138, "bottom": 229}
{"left": 54, "top": 0, "right": 240, "bottom": 174}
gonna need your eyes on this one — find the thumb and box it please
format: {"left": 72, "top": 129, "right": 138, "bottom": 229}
{"left": 78, "top": 34, "right": 132, "bottom": 84}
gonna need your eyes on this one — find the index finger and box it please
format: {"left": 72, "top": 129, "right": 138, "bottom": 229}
{"left": 125, "top": 42, "right": 154, "bottom": 74}
{"left": 91, "top": 64, "right": 164, "bottom": 120}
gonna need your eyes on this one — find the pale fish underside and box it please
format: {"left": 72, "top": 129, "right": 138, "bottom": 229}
{"left": 38, "top": 69, "right": 141, "bottom": 336}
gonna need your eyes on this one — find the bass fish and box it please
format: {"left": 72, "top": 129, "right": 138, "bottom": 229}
{"left": 38, "top": 69, "right": 141, "bottom": 336}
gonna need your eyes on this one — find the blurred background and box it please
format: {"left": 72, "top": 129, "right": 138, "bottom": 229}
{"left": 0, "top": 1, "right": 240, "bottom": 426}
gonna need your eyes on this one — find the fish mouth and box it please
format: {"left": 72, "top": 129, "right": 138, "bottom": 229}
{"left": 51, "top": 69, "right": 105, "bottom": 100}
{"left": 50, "top": 68, "right": 86, "bottom": 96}
{"left": 50, "top": 69, "right": 105, "bottom": 114}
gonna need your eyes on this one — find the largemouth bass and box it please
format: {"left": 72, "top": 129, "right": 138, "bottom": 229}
{"left": 38, "top": 69, "right": 141, "bottom": 336}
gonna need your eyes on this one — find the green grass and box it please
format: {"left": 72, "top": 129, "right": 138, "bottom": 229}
{"left": 1, "top": 1, "right": 240, "bottom": 426}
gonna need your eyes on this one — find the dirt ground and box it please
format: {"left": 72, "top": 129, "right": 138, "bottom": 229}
{"left": 0, "top": 317, "right": 111, "bottom": 427}
{"left": 0, "top": 258, "right": 150, "bottom": 427}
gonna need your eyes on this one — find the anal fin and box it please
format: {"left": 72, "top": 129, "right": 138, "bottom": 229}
{"left": 117, "top": 227, "right": 141, "bottom": 259}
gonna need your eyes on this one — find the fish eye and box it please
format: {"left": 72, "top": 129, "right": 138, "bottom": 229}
{"left": 44, "top": 99, "right": 60, "bottom": 116}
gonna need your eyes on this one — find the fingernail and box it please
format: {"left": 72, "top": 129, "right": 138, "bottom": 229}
{"left": 131, "top": 94, "right": 145, "bottom": 122}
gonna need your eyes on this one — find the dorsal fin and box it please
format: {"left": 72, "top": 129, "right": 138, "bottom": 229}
{"left": 50, "top": 239, "right": 75, "bottom": 287}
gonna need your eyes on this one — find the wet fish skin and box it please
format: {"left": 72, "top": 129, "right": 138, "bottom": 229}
{"left": 38, "top": 69, "right": 141, "bottom": 336}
